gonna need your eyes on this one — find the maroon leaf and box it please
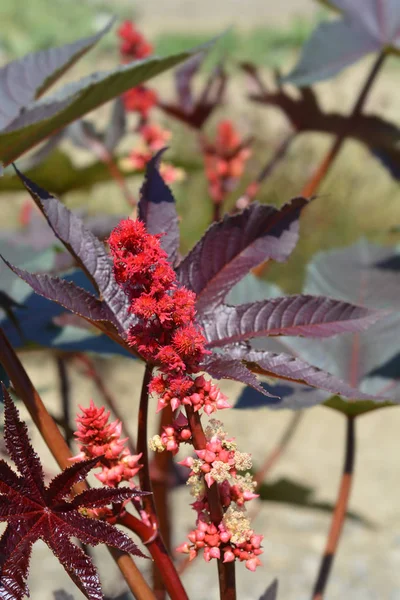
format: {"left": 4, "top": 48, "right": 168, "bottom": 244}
{"left": 0, "top": 386, "right": 148, "bottom": 600}
{"left": 159, "top": 53, "right": 226, "bottom": 129}
{"left": 221, "top": 344, "right": 384, "bottom": 401}
{"left": 138, "top": 150, "right": 180, "bottom": 265}
{"left": 13, "top": 168, "right": 133, "bottom": 334}
{"left": 0, "top": 22, "right": 112, "bottom": 130}
{"left": 177, "top": 198, "right": 308, "bottom": 315}
{"left": 202, "top": 295, "right": 385, "bottom": 348}
{"left": 0, "top": 260, "right": 119, "bottom": 331}
{"left": 200, "top": 354, "right": 279, "bottom": 399}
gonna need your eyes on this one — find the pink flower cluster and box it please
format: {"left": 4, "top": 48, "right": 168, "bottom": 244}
{"left": 176, "top": 420, "right": 263, "bottom": 571}
{"left": 108, "top": 219, "right": 228, "bottom": 417}
{"left": 177, "top": 513, "right": 263, "bottom": 572}
{"left": 149, "top": 412, "right": 192, "bottom": 455}
{"left": 71, "top": 400, "right": 142, "bottom": 487}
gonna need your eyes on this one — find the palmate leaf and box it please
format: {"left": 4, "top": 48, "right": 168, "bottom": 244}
{"left": 158, "top": 52, "right": 226, "bottom": 129}
{"left": 201, "top": 295, "right": 383, "bottom": 348}
{"left": 0, "top": 21, "right": 112, "bottom": 131}
{"left": 283, "top": 0, "right": 400, "bottom": 86}
{"left": 138, "top": 149, "right": 180, "bottom": 265}
{"left": 219, "top": 344, "right": 383, "bottom": 402}
{"left": 0, "top": 38, "right": 217, "bottom": 164}
{"left": 11, "top": 169, "right": 134, "bottom": 337}
{"left": 235, "top": 240, "right": 400, "bottom": 413}
{"left": 177, "top": 197, "right": 308, "bottom": 315}
{"left": 0, "top": 386, "right": 148, "bottom": 600}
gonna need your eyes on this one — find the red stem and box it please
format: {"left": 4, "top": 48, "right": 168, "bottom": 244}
{"left": 119, "top": 512, "right": 189, "bottom": 600}
{"left": 185, "top": 406, "right": 236, "bottom": 600}
{"left": 301, "top": 52, "right": 386, "bottom": 198}
{"left": 311, "top": 416, "right": 356, "bottom": 600}
{"left": 151, "top": 405, "right": 174, "bottom": 599}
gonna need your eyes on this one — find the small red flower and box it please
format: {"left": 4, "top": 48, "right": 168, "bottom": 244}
{"left": 123, "top": 86, "right": 158, "bottom": 118}
{"left": 118, "top": 20, "right": 153, "bottom": 61}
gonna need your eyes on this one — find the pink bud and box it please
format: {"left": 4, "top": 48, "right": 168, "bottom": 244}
{"left": 223, "top": 549, "right": 235, "bottom": 563}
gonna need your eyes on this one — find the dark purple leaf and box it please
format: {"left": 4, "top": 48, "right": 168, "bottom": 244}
{"left": 0, "top": 386, "right": 147, "bottom": 600}
{"left": 71, "top": 487, "right": 149, "bottom": 509}
{"left": 138, "top": 150, "right": 180, "bottom": 265}
{"left": 200, "top": 353, "right": 280, "bottom": 400}
{"left": 202, "top": 295, "right": 384, "bottom": 348}
{"left": 222, "top": 344, "right": 386, "bottom": 401}
{"left": 259, "top": 579, "right": 278, "bottom": 600}
{"left": 0, "top": 260, "right": 119, "bottom": 331}
{"left": 159, "top": 53, "right": 226, "bottom": 129}
{"left": 0, "top": 22, "right": 112, "bottom": 130}
{"left": 13, "top": 169, "right": 133, "bottom": 334}
{"left": 235, "top": 380, "right": 328, "bottom": 410}
{"left": 283, "top": 0, "right": 400, "bottom": 86}
{"left": 177, "top": 198, "right": 308, "bottom": 315}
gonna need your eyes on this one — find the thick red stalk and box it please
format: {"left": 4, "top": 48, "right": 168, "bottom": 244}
{"left": 311, "top": 415, "right": 356, "bottom": 600}
{"left": 119, "top": 512, "right": 189, "bottom": 600}
{"left": 151, "top": 405, "right": 174, "bottom": 599}
{"left": 0, "top": 328, "right": 155, "bottom": 600}
{"left": 185, "top": 406, "right": 237, "bottom": 600}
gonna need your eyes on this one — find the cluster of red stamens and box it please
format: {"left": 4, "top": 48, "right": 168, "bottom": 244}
{"left": 108, "top": 219, "right": 228, "bottom": 416}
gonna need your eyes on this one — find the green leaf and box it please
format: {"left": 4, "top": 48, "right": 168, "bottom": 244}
{"left": 0, "top": 38, "right": 217, "bottom": 164}
{"left": 0, "top": 20, "right": 112, "bottom": 130}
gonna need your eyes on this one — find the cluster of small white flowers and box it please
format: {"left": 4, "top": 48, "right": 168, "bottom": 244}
{"left": 209, "top": 460, "right": 232, "bottom": 483}
{"left": 148, "top": 435, "right": 164, "bottom": 452}
{"left": 223, "top": 506, "right": 252, "bottom": 544}
{"left": 233, "top": 451, "right": 252, "bottom": 471}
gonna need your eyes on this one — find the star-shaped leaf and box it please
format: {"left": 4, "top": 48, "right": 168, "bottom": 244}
{"left": 0, "top": 385, "right": 148, "bottom": 600}
{"left": 283, "top": 0, "right": 400, "bottom": 86}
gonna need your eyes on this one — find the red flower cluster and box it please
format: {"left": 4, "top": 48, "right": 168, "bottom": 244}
{"left": 176, "top": 420, "right": 263, "bottom": 571}
{"left": 203, "top": 120, "right": 252, "bottom": 204}
{"left": 123, "top": 85, "right": 158, "bottom": 119}
{"left": 71, "top": 400, "right": 142, "bottom": 487}
{"left": 108, "top": 219, "right": 228, "bottom": 415}
{"left": 117, "top": 20, "right": 153, "bottom": 62}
